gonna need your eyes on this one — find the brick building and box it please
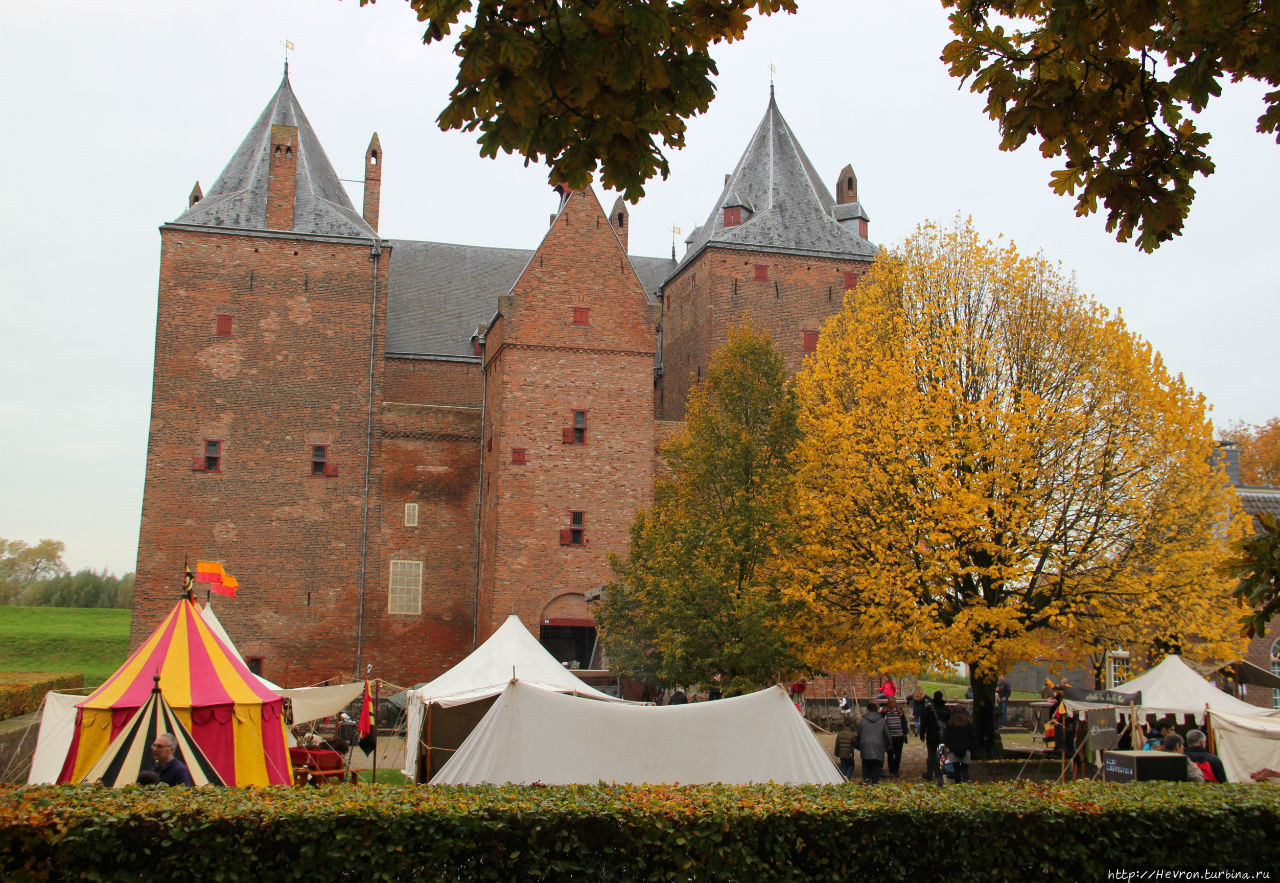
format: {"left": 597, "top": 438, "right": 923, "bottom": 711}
{"left": 132, "top": 71, "right": 876, "bottom": 688}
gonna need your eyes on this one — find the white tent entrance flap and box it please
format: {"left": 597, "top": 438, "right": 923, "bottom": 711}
{"left": 1208, "top": 710, "right": 1280, "bottom": 784}
{"left": 402, "top": 615, "right": 629, "bottom": 781}
{"left": 432, "top": 680, "right": 844, "bottom": 786}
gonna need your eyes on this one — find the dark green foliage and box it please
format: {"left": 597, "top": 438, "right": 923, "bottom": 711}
{"left": 1225, "top": 512, "right": 1280, "bottom": 638}
{"left": 14, "top": 570, "right": 135, "bottom": 610}
{"left": 0, "top": 673, "right": 83, "bottom": 722}
{"left": 2, "top": 782, "right": 1277, "bottom": 880}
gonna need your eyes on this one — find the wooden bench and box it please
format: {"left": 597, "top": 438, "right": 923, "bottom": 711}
{"left": 289, "top": 747, "right": 354, "bottom": 785}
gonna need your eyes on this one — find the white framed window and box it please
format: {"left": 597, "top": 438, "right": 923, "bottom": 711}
{"left": 404, "top": 503, "right": 419, "bottom": 527}
{"left": 388, "top": 560, "right": 422, "bottom": 615}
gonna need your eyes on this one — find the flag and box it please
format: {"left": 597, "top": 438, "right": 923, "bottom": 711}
{"left": 195, "top": 561, "right": 239, "bottom": 597}
{"left": 357, "top": 679, "right": 377, "bottom": 755}
{"left": 285, "top": 40, "right": 295, "bottom": 51}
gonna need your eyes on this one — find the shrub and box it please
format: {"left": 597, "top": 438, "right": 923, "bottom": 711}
{"left": 0, "top": 674, "right": 83, "bottom": 722}
{"left": 0, "top": 782, "right": 1276, "bottom": 880}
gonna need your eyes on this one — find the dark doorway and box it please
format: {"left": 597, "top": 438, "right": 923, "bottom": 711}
{"left": 540, "top": 620, "right": 597, "bottom": 670}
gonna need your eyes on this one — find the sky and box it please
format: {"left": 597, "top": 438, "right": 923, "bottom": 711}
{"left": 2, "top": 0, "right": 1277, "bottom": 576}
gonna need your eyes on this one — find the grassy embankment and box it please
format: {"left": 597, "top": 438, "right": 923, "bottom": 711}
{"left": 0, "top": 607, "right": 130, "bottom": 689}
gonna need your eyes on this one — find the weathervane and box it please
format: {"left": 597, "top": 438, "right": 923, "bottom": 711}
{"left": 281, "top": 38, "right": 295, "bottom": 75}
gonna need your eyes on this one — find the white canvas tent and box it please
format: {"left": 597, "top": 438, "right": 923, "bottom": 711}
{"left": 27, "top": 692, "right": 83, "bottom": 784}
{"left": 1208, "top": 709, "right": 1280, "bottom": 784}
{"left": 1063, "top": 655, "right": 1274, "bottom": 723}
{"left": 433, "top": 680, "right": 843, "bottom": 785}
{"left": 402, "top": 615, "right": 627, "bottom": 780}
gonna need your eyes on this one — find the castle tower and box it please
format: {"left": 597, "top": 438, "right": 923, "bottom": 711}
{"left": 658, "top": 89, "right": 877, "bottom": 419}
{"left": 475, "top": 187, "right": 660, "bottom": 656}
{"left": 133, "top": 69, "right": 389, "bottom": 686}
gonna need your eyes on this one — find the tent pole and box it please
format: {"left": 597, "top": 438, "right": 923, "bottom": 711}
{"left": 425, "top": 702, "right": 433, "bottom": 783}
{"left": 373, "top": 679, "right": 380, "bottom": 783}
{"left": 1206, "top": 703, "right": 1215, "bottom": 753}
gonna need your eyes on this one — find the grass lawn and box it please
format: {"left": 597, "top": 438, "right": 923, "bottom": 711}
{"left": 354, "top": 768, "right": 413, "bottom": 784}
{"left": 0, "top": 607, "right": 130, "bottom": 688}
{"left": 917, "top": 680, "right": 1041, "bottom": 701}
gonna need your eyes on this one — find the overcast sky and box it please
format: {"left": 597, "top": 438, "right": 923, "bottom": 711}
{"left": 2, "top": 0, "right": 1277, "bottom": 576}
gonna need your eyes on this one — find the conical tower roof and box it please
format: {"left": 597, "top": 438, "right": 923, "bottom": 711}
{"left": 174, "top": 68, "right": 375, "bottom": 238}
{"left": 678, "top": 89, "right": 875, "bottom": 269}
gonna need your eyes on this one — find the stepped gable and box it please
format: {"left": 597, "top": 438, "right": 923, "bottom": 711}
{"left": 678, "top": 88, "right": 876, "bottom": 269}
{"left": 173, "top": 67, "right": 375, "bottom": 239}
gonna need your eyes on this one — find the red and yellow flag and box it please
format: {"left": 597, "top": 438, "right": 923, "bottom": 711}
{"left": 195, "top": 561, "right": 239, "bottom": 597}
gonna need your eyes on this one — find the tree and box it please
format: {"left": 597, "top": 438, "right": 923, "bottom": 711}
{"left": 787, "top": 218, "right": 1247, "bottom": 707}
{"left": 1223, "top": 418, "right": 1280, "bottom": 485}
{"left": 1223, "top": 512, "right": 1280, "bottom": 638}
{"left": 942, "top": 0, "right": 1280, "bottom": 252}
{"left": 16, "top": 569, "right": 136, "bottom": 609}
{"left": 597, "top": 324, "right": 808, "bottom": 695}
{"left": 0, "top": 538, "right": 69, "bottom": 604}
{"left": 363, "top": 0, "right": 1277, "bottom": 250}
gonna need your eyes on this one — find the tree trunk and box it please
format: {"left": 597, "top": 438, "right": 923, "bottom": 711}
{"left": 969, "top": 669, "right": 1002, "bottom": 760}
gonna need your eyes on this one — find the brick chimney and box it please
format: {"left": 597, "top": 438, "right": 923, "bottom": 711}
{"left": 363, "top": 132, "right": 382, "bottom": 231}
{"left": 835, "top": 164, "right": 857, "bottom": 205}
{"left": 609, "top": 195, "right": 629, "bottom": 252}
{"left": 266, "top": 124, "right": 299, "bottom": 230}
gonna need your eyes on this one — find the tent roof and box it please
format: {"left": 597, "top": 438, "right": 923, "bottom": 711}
{"left": 82, "top": 597, "right": 281, "bottom": 711}
{"left": 1089, "top": 655, "right": 1273, "bottom": 720}
{"left": 200, "top": 602, "right": 281, "bottom": 691}
{"left": 80, "top": 685, "right": 225, "bottom": 787}
{"left": 409, "top": 615, "right": 622, "bottom": 708}
{"left": 432, "top": 680, "right": 843, "bottom": 785}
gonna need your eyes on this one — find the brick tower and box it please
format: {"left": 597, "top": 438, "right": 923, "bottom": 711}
{"left": 133, "top": 68, "right": 390, "bottom": 687}
{"left": 658, "top": 87, "right": 877, "bottom": 419}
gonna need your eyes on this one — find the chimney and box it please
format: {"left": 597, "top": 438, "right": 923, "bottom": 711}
{"left": 1217, "top": 441, "right": 1244, "bottom": 486}
{"left": 609, "top": 195, "right": 629, "bottom": 252}
{"left": 363, "top": 132, "right": 382, "bottom": 231}
{"left": 835, "top": 164, "right": 858, "bottom": 205}
{"left": 188, "top": 181, "right": 203, "bottom": 208}
{"left": 266, "top": 124, "right": 299, "bottom": 230}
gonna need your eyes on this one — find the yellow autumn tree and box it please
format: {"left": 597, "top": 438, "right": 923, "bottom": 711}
{"left": 789, "top": 218, "right": 1247, "bottom": 701}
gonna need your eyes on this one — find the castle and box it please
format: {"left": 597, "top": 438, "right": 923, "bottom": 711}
{"left": 131, "top": 70, "right": 877, "bottom": 688}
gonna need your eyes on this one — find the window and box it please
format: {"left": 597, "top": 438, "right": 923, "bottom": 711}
{"left": 560, "top": 511, "right": 586, "bottom": 546}
{"left": 388, "top": 560, "right": 423, "bottom": 615}
{"left": 245, "top": 656, "right": 264, "bottom": 676}
{"left": 215, "top": 314, "right": 233, "bottom": 337}
{"left": 404, "top": 503, "right": 419, "bottom": 527}
{"left": 690, "top": 272, "right": 697, "bottom": 293}
{"left": 802, "top": 330, "right": 819, "bottom": 353}
{"left": 571, "top": 306, "right": 590, "bottom": 326}
{"left": 723, "top": 206, "right": 742, "bottom": 227}
{"left": 194, "top": 439, "right": 222, "bottom": 473}
{"left": 511, "top": 447, "right": 527, "bottom": 465}
{"left": 754, "top": 264, "right": 769, "bottom": 282}
{"left": 616, "top": 213, "right": 625, "bottom": 228}
{"left": 562, "top": 410, "right": 587, "bottom": 444}
{"left": 310, "top": 445, "right": 337, "bottom": 477}
{"left": 843, "top": 272, "right": 858, "bottom": 291}
{"left": 472, "top": 338, "right": 482, "bottom": 357}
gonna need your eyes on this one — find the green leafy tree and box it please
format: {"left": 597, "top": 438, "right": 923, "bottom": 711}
{"left": 1224, "top": 512, "right": 1280, "bottom": 638}
{"left": 598, "top": 324, "right": 808, "bottom": 695}
{"left": 362, "top": 0, "right": 1277, "bottom": 249}
{"left": 0, "top": 538, "right": 69, "bottom": 604}
{"left": 17, "top": 569, "right": 136, "bottom": 609}
{"left": 1223, "top": 418, "right": 1280, "bottom": 485}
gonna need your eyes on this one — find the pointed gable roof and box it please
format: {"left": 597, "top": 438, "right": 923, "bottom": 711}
{"left": 678, "top": 88, "right": 876, "bottom": 270}
{"left": 173, "top": 68, "right": 375, "bottom": 239}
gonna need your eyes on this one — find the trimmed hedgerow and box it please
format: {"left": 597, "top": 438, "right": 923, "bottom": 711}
{"left": 1, "top": 782, "right": 1277, "bottom": 881}
{"left": 0, "top": 673, "right": 82, "bottom": 722}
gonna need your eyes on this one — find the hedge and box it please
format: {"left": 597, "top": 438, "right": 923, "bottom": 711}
{"left": 0, "top": 673, "right": 83, "bottom": 722}
{"left": 1, "top": 782, "right": 1276, "bottom": 881}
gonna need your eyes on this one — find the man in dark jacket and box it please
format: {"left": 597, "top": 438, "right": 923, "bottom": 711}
{"left": 1185, "top": 729, "right": 1228, "bottom": 782}
{"left": 858, "top": 701, "right": 892, "bottom": 784}
{"left": 921, "top": 692, "right": 951, "bottom": 782}
{"left": 834, "top": 718, "right": 858, "bottom": 780}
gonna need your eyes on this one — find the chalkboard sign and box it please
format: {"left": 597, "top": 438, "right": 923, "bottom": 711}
{"left": 1102, "top": 750, "right": 1186, "bottom": 783}
{"left": 1087, "top": 708, "right": 1118, "bottom": 751}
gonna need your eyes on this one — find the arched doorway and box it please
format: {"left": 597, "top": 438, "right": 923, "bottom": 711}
{"left": 539, "top": 593, "right": 597, "bottom": 670}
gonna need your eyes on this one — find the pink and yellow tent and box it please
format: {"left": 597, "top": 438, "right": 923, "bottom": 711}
{"left": 58, "top": 596, "right": 290, "bottom": 785}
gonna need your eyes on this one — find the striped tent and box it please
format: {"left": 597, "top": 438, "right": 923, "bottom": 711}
{"left": 82, "top": 679, "right": 224, "bottom": 787}
{"left": 58, "top": 596, "right": 291, "bottom": 785}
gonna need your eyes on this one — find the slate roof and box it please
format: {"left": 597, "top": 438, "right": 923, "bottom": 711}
{"left": 173, "top": 68, "right": 375, "bottom": 239}
{"left": 1237, "top": 486, "right": 1280, "bottom": 519}
{"left": 386, "top": 240, "right": 673, "bottom": 358}
{"left": 677, "top": 88, "right": 877, "bottom": 271}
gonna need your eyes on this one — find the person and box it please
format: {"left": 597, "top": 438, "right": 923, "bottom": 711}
{"left": 1160, "top": 733, "right": 1205, "bottom": 782}
{"left": 857, "top": 701, "right": 891, "bottom": 785}
{"left": 834, "top": 718, "right": 858, "bottom": 780}
{"left": 910, "top": 687, "right": 927, "bottom": 737}
{"left": 668, "top": 688, "right": 688, "bottom": 705}
{"left": 789, "top": 679, "right": 807, "bottom": 704}
{"left": 920, "top": 691, "right": 951, "bottom": 782}
{"left": 1143, "top": 717, "right": 1176, "bottom": 750}
{"left": 996, "top": 675, "right": 1011, "bottom": 728}
{"left": 838, "top": 695, "right": 853, "bottom": 717}
{"left": 151, "top": 733, "right": 195, "bottom": 786}
{"left": 882, "top": 696, "right": 908, "bottom": 777}
{"left": 136, "top": 770, "right": 162, "bottom": 785}
{"left": 878, "top": 677, "right": 897, "bottom": 701}
{"left": 975, "top": 697, "right": 996, "bottom": 760}
{"left": 942, "top": 707, "right": 976, "bottom": 783}
{"left": 1185, "top": 729, "right": 1227, "bottom": 783}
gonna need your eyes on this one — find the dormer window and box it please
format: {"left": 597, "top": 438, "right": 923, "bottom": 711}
{"left": 723, "top": 206, "right": 742, "bottom": 227}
